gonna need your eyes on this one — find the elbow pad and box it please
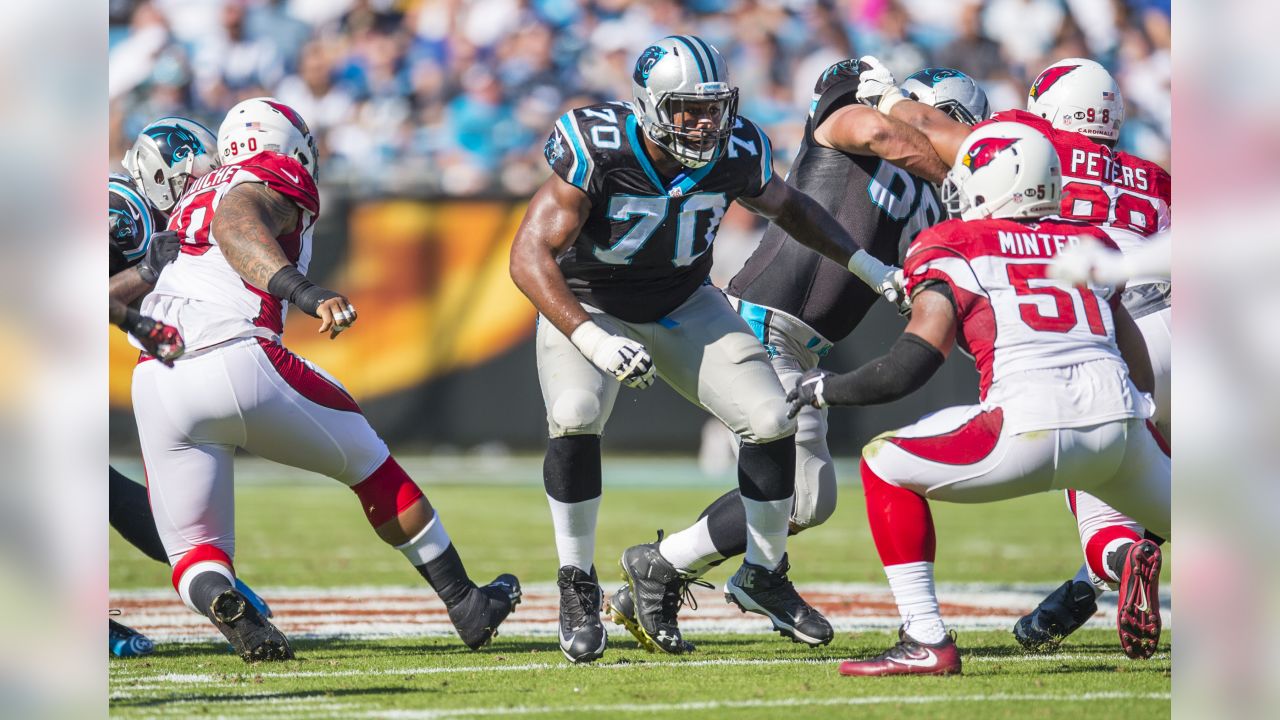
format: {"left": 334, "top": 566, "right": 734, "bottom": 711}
{"left": 822, "top": 333, "right": 945, "bottom": 406}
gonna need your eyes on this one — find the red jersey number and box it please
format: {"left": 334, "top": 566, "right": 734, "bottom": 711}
{"left": 1061, "top": 181, "right": 1159, "bottom": 234}
{"left": 1007, "top": 262, "right": 1107, "bottom": 336}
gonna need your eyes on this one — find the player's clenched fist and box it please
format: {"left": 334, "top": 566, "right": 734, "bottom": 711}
{"left": 786, "top": 368, "right": 832, "bottom": 418}
{"left": 316, "top": 296, "right": 358, "bottom": 339}
{"left": 121, "top": 307, "right": 185, "bottom": 367}
{"left": 854, "top": 56, "right": 902, "bottom": 111}
{"left": 570, "top": 320, "right": 656, "bottom": 389}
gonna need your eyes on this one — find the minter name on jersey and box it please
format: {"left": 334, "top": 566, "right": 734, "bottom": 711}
{"left": 1069, "top": 148, "right": 1150, "bottom": 192}
{"left": 998, "top": 230, "right": 1083, "bottom": 257}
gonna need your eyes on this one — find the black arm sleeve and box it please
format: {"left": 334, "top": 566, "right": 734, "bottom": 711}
{"left": 822, "top": 332, "right": 945, "bottom": 406}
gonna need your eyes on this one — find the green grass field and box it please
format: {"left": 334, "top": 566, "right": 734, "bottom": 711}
{"left": 108, "top": 457, "right": 1170, "bottom": 718}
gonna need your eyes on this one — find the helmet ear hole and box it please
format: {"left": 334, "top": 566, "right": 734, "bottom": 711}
{"left": 974, "top": 195, "right": 985, "bottom": 205}
{"left": 154, "top": 170, "right": 164, "bottom": 183}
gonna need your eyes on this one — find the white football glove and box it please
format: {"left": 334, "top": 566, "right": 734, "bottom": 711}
{"left": 1050, "top": 236, "right": 1128, "bottom": 286}
{"left": 570, "top": 321, "right": 656, "bottom": 389}
{"left": 879, "top": 267, "right": 911, "bottom": 315}
{"left": 847, "top": 252, "right": 911, "bottom": 314}
{"left": 855, "top": 56, "right": 904, "bottom": 112}
{"left": 786, "top": 368, "right": 831, "bottom": 419}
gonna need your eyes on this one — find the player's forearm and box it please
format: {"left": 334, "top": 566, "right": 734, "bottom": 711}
{"left": 109, "top": 297, "right": 129, "bottom": 327}
{"left": 509, "top": 240, "right": 591, "bottom": 338}
{"left": 1123, "top": 233, "right": 1172, "bottom": 282}
{"left": 869, "top": 115, "right": 952, "bottom": 185}
{"left": 823, "top": 333, "right": 945, "bottom": 406}
{"left": 109, "top": 265, "right": 154, "bottom": 306}
{"left": 886, "top": 99, "right": 968, "bottom": 168}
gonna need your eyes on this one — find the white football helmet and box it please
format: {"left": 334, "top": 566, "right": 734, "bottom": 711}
{"left": 901, "top": 68, "right": 991, "bottom": 125}
{"left": 122, "top": 117, "right": 220, "bottom": 213}
{"left": 941, "top": 122, "right": 1062, "bottom": 221}
{"left": 217, "top": 97, "right": 320, "bottom": 179}
{"left": 1026, "top": 58, "right": 1124, "bottom": 144}
{"left": 631, "top": 35, "right": 738, "bottom": 168}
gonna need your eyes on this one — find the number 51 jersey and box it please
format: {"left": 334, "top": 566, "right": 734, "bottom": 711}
{"left": 544, "top": 102, "right": 774, "bottom": 323}
{"left": 903, "top": 217, "right": 1153, "bottom": 434}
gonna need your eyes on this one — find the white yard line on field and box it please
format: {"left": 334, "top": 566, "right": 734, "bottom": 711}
{"left": 121, "top": 690, "right": 1171, "bottom": 720}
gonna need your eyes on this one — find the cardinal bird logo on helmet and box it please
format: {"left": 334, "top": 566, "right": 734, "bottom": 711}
{"left": 264, "top": 100, "right": 312, "bottom": 136}
{"left": 962, "top": 137, "right": 1018, "bottom": 171}
{"left": 1029, "top": 64, "right": 1080, "bottom": 100}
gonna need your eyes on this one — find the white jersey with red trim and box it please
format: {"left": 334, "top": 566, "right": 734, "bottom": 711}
{"left": 978, "top": 110, "right": 1171, "bottom": 239}
{"left": 904, "top": 217, "right": 1153, "bottom": 433}
{"left": 138, "top": 152, "right": 320, "bottom": 352}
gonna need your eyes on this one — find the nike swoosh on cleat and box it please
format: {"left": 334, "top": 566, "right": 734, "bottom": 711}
{"left": 1134, "top": 580, "right": 1150, "bottom": 613}
{"left": 886, "top": 649, "right": 938, "bottom": 668}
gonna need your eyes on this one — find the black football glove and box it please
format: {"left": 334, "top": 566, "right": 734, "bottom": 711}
{"left": 137, "top": 230, "right": 183, "bottom": 285}
{"left": 786, "top": 368, "right": 833, "bottom": 419}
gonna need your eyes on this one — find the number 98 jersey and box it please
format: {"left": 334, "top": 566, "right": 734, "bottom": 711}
{"left": 544, "top": 102, "right": 774, "bottom": 323}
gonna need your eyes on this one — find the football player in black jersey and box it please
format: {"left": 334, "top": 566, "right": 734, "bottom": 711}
{"left": 603, "top": 64, "right": 991, "bottom": 649}
{"left": 108, "top": 118, "right": 271, "bottom": 657}
{"left": 510, "top": 36, "right": 907, "bottom": 663}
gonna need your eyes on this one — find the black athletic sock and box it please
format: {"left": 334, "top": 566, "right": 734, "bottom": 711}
{"left": 190, "top": 571, "right": 235, "bottom": 618}
{"left": 543, "top": 435, "right": 602, "bottom": 503}
{"left": 109, "top": 466, "right": 169, "bottom": 564}
{"left": 415, "top": 544, "right": 475, "bottom": 608}
{"left": 699, "top": 489, "right": 749, "bottom": 559}
{"left": 737, "top": 436, "right": 796, "bottom": 502}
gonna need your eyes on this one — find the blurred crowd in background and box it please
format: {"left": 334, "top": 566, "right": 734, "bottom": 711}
{"left": 109, "top": 0, "right": 1171, "bottom": 197}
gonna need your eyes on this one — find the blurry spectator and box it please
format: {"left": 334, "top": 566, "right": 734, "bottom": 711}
{"left": 193, "top": 0, "right": 285, "bottom": 111}
{"left": 109, "top": 0, "right": 1171, "bottom": 193}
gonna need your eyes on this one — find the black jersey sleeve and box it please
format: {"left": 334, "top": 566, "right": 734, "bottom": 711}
{"left": 734, "top": 117, "right": 775, "bottom": 198}
{"left": 544, "top": 110, "right": 604, "bottom": 197}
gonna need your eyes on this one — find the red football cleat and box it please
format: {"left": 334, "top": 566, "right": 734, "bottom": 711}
{"left": 1116, "top": 539, "right": 1163, "bottom": 659}
{"left": 838, "top": 627, "right": 962, "bottom": 676}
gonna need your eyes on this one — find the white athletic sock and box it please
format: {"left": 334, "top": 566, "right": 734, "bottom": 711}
{"left": 547, "top": 495, "right": 600, "bottom": 573}
{"left": 1072, "top": 562, "right": 1108, "bottom": 597}
{"left": 742, "top": 495, "right": 792, "bottom": 569}
{"left": 395, "top": 511, "right": 452, "bottom": 566}
{"left": 657, "top": 516, "right": 724, "bottom": 574}
{"left": 884, "top": 561, "right": 946, "bottom": 645}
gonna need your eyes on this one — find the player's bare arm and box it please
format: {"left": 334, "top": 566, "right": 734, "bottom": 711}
{"left": 739, "top": 176, "right": 899, "bottom": 297}
{"left": 508, "top": 173, "right": 592, "bottom": 338}
{"left": 883, "top": 99, "right": 970, "bottom": 170}
{"left": 814, "top": 105, "right": 951, "bottom": 184}
{"left": 213, "top": 183, "right": 356, "bottom": 339}
{"left": 1112, "top": 302, "right": 1154, "bottom": 395}
{"left": 109, "top": 266, "right": 153, "bottom": 306}
{"left": 510, "top": 172, "right": 656, "bottom": 389}
{"left": 787, "top": 287, "right": 955, "bottom": 415}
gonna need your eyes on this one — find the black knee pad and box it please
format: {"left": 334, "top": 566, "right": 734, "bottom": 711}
{"left": 737, "top": 436, "right": 796, "bottom": 502}
{"left": 544, "top": 435, "right": 602, "bottom": 504}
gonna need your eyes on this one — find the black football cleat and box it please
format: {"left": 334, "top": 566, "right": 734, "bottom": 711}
{"left": 619, "top": 539, "right": 708, "bottom": 655}
{"left": 1012, "top": 580, "right": 1099, "bottom": 653}
{"left": 449, "top": 573, "right": 522, "bottom": 650}
{"left": 606, "top": 582, "right": 696, "bottom": 653}
{"left": 724, "top": 554, "right": 833, "bottom": 647}
{"left": 206, "top": 588, "right": 294, "bottom": 662}
{"left": 556, "top": 565, "right": 607, "bottom": 663}
{"left": 1116, "top": 540, "right": 1162, "bottom": 659}
{"left": 839, "top": 626, "right": 962, "bottom": 676}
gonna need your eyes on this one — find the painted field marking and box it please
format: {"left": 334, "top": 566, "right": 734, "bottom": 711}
{"left": 109, "top": 582, "right": 1171, "bottom": 644}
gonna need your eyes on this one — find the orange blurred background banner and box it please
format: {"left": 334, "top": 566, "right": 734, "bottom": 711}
{"left": 109, "top": 199, "right": 538, "bottom": 410}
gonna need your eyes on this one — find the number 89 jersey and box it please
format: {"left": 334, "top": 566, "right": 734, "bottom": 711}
{"left": 544, "top": 102, "right": 774, "bottom": 323}
{"left": 904, "top": 217, "right": 1149, "bottom": 433}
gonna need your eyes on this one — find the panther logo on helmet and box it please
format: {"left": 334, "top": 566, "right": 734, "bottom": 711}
{"left": 142, "top": 124, "right": 209, "bottom": 166}
{"left": 633, "top": 46, "right": 668, "bottom": 87}
{"left": 919, "top": 67, "right": 962, "bottom": 85}
{"left": 962, "top": 137, "right": 1018, "bottom": 172}
{"left": 1029, "top": 64, "right": 1079, "bottom": 100}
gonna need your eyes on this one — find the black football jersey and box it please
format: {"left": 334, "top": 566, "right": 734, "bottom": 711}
{"left": 544, "top": 101, "right": 774, "bottom": 322}
{"left": 728, "top": 62, "right": 943, "bottom": 342}
{"left": 109, "top": 172, "right": 165, "bottom": 277}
